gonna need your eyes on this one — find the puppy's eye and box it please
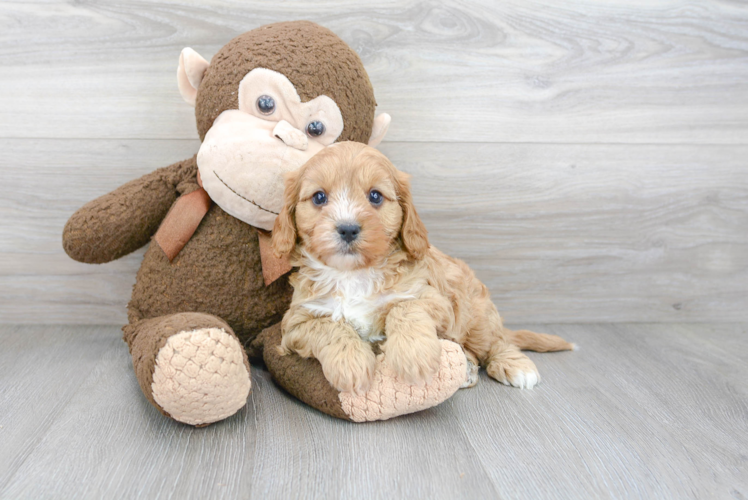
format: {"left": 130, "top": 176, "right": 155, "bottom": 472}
{"left": 312, "top": 191, "right": 327, "bottom": 206}
{"left": 257, "top": 95, "right": 275, "bottom": 115}
{"left": 306, "top": 121, "right": 326, "bottom": 137}
{"left": 368, "top": 189, "right": 384, "bottom": 206}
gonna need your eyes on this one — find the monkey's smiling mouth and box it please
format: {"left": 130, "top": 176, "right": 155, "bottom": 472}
{"left": 213, "top": 170, "right": 279, "bottom": 215}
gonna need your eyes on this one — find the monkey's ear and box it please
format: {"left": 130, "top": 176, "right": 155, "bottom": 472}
{"left": 368, "top": 113, "right": 391, "bottom": 148}
{"left": 177, "top": 48, "right": 210, "bottom": 107}
{"left": 271, "top": 170, "right": 303, "bottom": 258}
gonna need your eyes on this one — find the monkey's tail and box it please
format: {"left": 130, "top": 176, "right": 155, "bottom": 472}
{"left": 505, "top": 329, "right": 577, "bottom": 352}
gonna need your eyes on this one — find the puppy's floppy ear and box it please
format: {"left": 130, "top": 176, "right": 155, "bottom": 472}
{"left": 395, "top": 171, "right": 429, "bottom": 260}
{"left": 271, "top": 169, "right": 303, "bottom": 257}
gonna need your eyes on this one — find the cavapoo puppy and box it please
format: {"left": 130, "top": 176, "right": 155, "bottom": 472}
{"left": 271, "top": 142, "right": 574, "bottom": 394}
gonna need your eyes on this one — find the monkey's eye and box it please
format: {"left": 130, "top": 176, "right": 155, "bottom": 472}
{"left": 256, "top": 95, "right": 276, "bottom": 115}
{"left": 312, "top": 191, "right": 327, "bottom": 206}
{"left": 368, "top": 189, "right": 384, "bottom": 206}
{"left": 306, "top": 121, "right": 326, "bottom": 137}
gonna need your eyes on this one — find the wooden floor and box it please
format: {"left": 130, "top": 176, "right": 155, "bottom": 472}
{"left": 0, "top": 323, "right": 746, "bottom": 499}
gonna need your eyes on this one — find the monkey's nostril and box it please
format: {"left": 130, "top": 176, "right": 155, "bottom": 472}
{"left": 337, "top": 223, "right": 360, "bottom": 244}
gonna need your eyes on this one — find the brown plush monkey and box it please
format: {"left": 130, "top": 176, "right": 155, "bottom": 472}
{"left": 63, "top": 21, "right": 467, "bottom": 426}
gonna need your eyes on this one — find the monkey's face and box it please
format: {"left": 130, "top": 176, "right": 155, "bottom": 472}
{"left": 178, "top": 22, "right": 391, "bottom": 230}
{"left": 196, "top": 69, "right": 345, "bottom": 231}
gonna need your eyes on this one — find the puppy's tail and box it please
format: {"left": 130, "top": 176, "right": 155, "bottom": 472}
{"left": 505, "top": 329, "right": 576, "bottom": 352}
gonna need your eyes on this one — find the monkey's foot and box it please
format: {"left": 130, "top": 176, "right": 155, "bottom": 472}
{"left": 338, "top": 339, "right": 467, "bottom": 422}
{"left": 258, "top": 324, "right": 466, "bottom": 422}
{"left": 124, "top": 313, "right": 251, "bottom": 426}
{"left": 151, "top": 327, "right": 251, "bottom": 425}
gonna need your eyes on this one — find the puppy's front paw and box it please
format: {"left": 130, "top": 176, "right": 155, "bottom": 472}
{"left": 382, "top": 334, "right": 442, "bottom": 385}
{"left": 318, "top": 339, "right": 376, "bottom": 394}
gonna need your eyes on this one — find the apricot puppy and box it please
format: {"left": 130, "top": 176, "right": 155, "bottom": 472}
{"left": 272, "top": 142, "right": 573, "bottom": 394}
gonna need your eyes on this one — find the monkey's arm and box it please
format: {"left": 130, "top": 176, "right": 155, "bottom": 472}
{"left": 63, "top": 156, "right": 198, "bottom": 264}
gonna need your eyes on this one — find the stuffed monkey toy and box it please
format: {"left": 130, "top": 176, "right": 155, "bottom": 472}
{"left": 63, "top": 21, "right": 468, "bottom": 426}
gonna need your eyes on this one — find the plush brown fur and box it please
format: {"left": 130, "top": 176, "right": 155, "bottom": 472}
{"left": 273, "top": 143, "right": 574, "bottom": 393}
{"left": 62, "top": 22, "right": 382, "bottom": 424}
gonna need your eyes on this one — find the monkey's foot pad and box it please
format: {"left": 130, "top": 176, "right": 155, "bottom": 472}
{"left": 151, "top": 327, "right": 251, "bottom": 426}
{"left": 339, "top": 339, "right": 467, "bottom": 422}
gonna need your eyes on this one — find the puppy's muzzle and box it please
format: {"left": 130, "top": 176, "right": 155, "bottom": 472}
{"left": 337, "top": 223, "right": 360, "bottom": 244}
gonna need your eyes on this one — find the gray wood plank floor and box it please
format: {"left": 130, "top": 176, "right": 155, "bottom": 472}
{"left": 1, "top": 324, "right": 746, "bottom": 500}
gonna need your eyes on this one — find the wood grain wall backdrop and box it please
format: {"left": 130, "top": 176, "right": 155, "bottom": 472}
{"left": 0, "top": 0, "right": 746, "bottom": 323}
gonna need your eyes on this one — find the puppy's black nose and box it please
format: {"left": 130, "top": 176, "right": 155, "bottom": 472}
{"left": 337, "top": 223, "right": 360, "bottom": 244}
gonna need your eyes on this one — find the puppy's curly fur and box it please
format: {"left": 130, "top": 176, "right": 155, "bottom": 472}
{"left": 272, "top": 142, "right": 573, "bottom": 394}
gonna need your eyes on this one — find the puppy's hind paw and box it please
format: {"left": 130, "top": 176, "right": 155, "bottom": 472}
{"left": 460, "top": 358, "right": 479, "bottom": 389}
{"left": 487, "top": 354, "right": 540, "bottom": 390}
{"left": 505, "top": 369, "right": 540, "bottom": 390}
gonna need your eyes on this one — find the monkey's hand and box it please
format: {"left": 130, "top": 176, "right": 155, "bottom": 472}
{"left": 63, "top": 157, "right": 198, "bottom": 264}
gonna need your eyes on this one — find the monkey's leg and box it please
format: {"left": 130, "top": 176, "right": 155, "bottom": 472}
{"left": 123, "top": 312, "right": 251, "bottom": 426}
{"left": 254, "top": 323, "right": 468, "bottom": 422}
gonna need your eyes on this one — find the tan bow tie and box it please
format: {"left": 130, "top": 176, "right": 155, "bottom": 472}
{"left": 154, "top": 171, "right": 292, "bottom": 286}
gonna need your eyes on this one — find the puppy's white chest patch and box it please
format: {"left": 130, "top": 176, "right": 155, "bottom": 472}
{"left": 300, "top": 268, "right": 411, "bottom": 342}
{"left": 306, "top": 293, "right": 384, "bottom": 341}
